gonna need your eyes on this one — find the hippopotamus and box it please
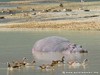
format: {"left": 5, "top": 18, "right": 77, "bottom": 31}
{"left": 32, "top": 36, "right": 88, "bottom": 53}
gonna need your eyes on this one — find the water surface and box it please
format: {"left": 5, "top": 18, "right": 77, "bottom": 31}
{"left": 0, "top": 31, "right": 100, "bottom": 75}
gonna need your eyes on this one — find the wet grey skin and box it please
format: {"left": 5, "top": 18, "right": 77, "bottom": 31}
{"left": 32, "top": 36, "right": 88, "bottom": 53}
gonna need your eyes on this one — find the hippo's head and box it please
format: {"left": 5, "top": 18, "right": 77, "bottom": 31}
{"left": 68, "top": 43, "right": 88, "bottom": 53}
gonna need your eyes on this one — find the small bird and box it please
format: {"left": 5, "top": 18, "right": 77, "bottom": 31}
{"left": 11, "top": 57, "right": 27, "bottom": 67}
{"left": 81, "top": 59, "right": 88, "bottom": 66}
{"left": 67, "top": 59, "right": 88, "bottom": 69}
{"left": 7, "top": 62, "right": 21, "bottom": 71}
{"left": 59, "top": 3, "right": 63, "bottom": 7}
{"left": 25, "top": 60, "right": 36, "bottom": 66}
{"left": 49, "top": 63, "right": 55, "bottom": 67}
{"left": 58, "top": 56, "right": 65, "bottom": 64}
{"left": 52, "top": 60, "right": 58, "bottom": 65}
{"left": 39, "top": 64, "right": 55, "bottom": 71}
{"left": 39, "top": 64, "right": 46, "bottom": 70}
{"left": 18, "top": 57, "right": 27, "bottom": 66}
{"left": 52, "top": 56, "right": 65, "bottom": 64}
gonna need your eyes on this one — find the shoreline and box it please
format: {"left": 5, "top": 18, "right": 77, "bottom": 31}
{"left": 0, "top": 28, "right": 100, "bottom": 32}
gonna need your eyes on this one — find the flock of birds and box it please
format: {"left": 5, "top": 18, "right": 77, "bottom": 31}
{"left": 7, "top": 56, "right": 88, "bottom": 71}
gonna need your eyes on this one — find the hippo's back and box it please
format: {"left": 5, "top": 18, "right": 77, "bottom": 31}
{"left": 32, "top": 36, "right": 70, "bottom": 52}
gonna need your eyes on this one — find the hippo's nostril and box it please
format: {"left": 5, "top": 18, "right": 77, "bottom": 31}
{"left": 80, "top": 50, "right": 88, "bottom": 53}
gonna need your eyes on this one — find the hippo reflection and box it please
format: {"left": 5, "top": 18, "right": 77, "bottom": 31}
{"left": 32, "top": 51, "right": 82, "bottom": 62}
{"left": 32, "top": 36, "right": 88, "bottom": 53}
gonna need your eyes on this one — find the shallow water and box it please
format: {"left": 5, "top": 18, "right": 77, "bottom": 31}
{"left": 0, "top": 31, "right": 100, "bottom": 75}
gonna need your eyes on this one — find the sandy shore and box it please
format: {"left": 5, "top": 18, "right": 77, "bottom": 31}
{"left": 0, "top": 1, "right": 100, "bottom": 31}
{"left": 0, "top": 21, "right": 100, "bottom": 31}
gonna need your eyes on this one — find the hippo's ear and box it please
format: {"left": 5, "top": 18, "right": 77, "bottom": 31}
{"left": 69, "top": 43, "right": 77, "bottom": 47}
{"left": 80, "top": 45, "right": 82, "bottom": 48}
